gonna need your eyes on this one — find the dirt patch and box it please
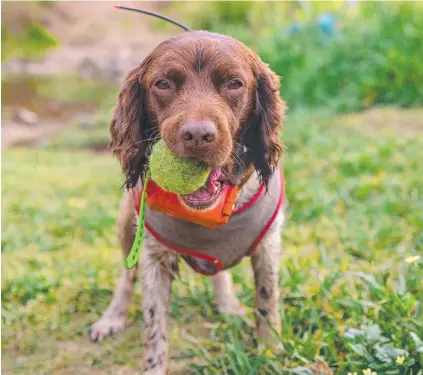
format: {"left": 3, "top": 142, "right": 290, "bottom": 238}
{"left": 2, "top": 1, "right": 177, "bottom": 149}
{"left": 84, "top": 142, "right": 109, "bottom": 153}
{"left": 1, "top": 76, "right": 99, "bottom": 121}
{"left": 1, "top": 120, "right": 64, "bottom": 149}
{"left": 2, "top": 1, "right": 176, "bottom": 81}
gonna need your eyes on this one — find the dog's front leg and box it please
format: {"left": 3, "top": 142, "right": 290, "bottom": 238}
{"left": 140, "top": 235, "right": 178, "bottom": 375}
{"left": 89, "top": 191, "right": 138, "bottom": 342}
{"left": 251, "top": 213, "right": 283, "bottom": 352}
{"left": 213, "top": 271, "right": 245, "bottom": 315}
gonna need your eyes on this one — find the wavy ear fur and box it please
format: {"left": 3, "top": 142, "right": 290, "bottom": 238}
{"left": 109, "top": 57, "right": 153, "bottom": 189}
{"left": 244, "top": 63, "right": 285, "bottom": 188}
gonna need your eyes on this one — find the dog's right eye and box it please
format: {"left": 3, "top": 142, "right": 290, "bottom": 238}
{"left": 227, "top": 79, "right": 243, "bottom": 90}
{"left": 155, "top": 79, "right": 171, "bottom": 90}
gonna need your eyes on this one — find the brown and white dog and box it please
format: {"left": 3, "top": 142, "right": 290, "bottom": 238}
{"left": 89, "top": 31, "right": 286, "bottom": 375}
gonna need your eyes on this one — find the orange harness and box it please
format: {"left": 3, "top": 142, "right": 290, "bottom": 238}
{"left": 131, "top": 168, "right": 284, "bottom": 276}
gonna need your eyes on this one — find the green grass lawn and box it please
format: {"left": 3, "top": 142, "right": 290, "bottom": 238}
{"left": 2, "top": 108, "right": 422, "bottom": 375}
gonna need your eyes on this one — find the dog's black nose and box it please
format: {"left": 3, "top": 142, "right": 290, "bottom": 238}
{"left": 180, "top": 120, "right": 217, "bottom": 149}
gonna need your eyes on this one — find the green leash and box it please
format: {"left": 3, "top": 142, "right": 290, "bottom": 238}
{"left": 125, "top": 170, "right": 150, "bottom": 269}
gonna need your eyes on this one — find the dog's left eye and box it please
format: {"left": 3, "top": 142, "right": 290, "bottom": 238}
{"left": 227, "top": 79, "right": 243, "bottom": 90}
{"left": 155, "top": 79, "right": 171, "bottom": 90}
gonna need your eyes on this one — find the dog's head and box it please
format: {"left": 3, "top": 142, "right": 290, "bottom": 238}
{"left": 110, "top": 31, "right": 285, "bottom": 209}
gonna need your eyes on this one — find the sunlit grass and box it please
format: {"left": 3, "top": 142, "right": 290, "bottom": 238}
{"left": 2, "top": 109, "right": 422, "bottom": 374}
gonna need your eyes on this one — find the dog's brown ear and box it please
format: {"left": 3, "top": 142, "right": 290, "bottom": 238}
{"left": 110, "top": 56, "right": 153, "bottom": 188}
{"left": 244, "top": 62, "right": 285, "bottom": 187}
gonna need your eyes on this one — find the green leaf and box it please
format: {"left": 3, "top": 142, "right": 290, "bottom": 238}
{"left": 381, "top": 344, "right": 408, "bottom": 360}
{"left": 349, "top": 343, "right": 370, "bottom": 359}
{"left": 374, "top": 343, "right": 394, "bottom": 364}
{"left": 410, "top": 332, "right": 423, "bottom": 353}
{"left": 290, "top": 368, "right": 313, "bottom": 375}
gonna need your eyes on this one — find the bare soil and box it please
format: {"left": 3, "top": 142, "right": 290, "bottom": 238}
{"left": 1, "top": 1, "right": 176, "bottom": 149}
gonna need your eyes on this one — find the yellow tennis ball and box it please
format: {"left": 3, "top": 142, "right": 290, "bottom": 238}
{"left": 149, "top": 140, "right": 211, "bottom": 194}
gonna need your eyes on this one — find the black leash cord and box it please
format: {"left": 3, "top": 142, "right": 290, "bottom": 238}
{"left": 114, "top": 4, "right": 192, "bottom": 32}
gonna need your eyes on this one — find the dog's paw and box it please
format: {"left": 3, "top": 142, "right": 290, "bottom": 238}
{"left": 88, "top": 315, "right": 126, "bottom": 342}
{"left": 216, "top": 297, "right": 247, "bottom": 316}
{"left": 143, "top": 368, "right": 167, "bottom": 375}
{"left": 257, "top": 338, "right": 285, "bottom": 356}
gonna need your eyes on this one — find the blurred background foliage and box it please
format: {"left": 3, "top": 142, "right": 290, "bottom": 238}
{"left": 1, "top": 2, "right": 58, "bottom": 62}
{"left": 164, "top": 1, "right": 423, "bottom": 112}
{"left": 4, "top": 1, "right": 423, "bottom": 114}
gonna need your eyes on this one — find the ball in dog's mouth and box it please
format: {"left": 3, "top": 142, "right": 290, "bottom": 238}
{"left": 179, "top": 168, "right": 223, "bottom": 210}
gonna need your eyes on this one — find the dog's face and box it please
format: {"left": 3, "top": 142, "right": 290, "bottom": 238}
{"left": 110, "top": 31, "right": 285, "bottom": 209}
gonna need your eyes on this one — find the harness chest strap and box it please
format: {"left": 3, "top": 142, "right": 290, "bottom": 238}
{"left": 130, "top": 167, "right": 284, "bottom": 275}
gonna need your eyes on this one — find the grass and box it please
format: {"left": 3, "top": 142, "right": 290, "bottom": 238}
{"left": 2, "top": 108, "right": 422, "bottom": 375}
{"left": 39, "top": 107, "right": 113, "bottom": 151}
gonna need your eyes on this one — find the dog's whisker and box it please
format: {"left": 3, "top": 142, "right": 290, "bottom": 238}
{"left": 134, "top": 136, "right": 160, "bottom": 145}
{"left": 233, "top": 140, "right": 252, "bottom": 153}
{"left": 145, "top": 127, "right": 161, "bottom": 138}
{"left": 230, "top": 149, "right": 246, "bottom": 171}
{"left": 147, "top": 128, "right": 161, "bottom": 137}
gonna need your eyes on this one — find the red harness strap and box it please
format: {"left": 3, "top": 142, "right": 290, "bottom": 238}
{"left": 248, "top": 167, "right": 285, "bottom": 256}
{"left": 131, "top": 168, "right": 285, "bottom": 275}
{"left": 145, "top": 223, "right": 223, "bottom": 275}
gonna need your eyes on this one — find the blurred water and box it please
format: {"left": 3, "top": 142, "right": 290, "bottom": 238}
{"left": 1, "top": 75, "right": 98, "bottom": 122}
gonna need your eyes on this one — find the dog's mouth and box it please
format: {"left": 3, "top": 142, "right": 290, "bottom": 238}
{"left": 179, "top": 168, "right": 224, "bottom": 210}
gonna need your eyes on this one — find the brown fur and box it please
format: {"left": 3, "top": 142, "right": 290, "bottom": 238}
{"left": 91, "top": 31, "right": 286, "bottom": 374}
{"left": 109, "top": 31, "right": 284, "bottom": 188}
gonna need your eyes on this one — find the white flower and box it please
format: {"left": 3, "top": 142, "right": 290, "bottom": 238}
{"left": 405, "top": 255, "right": 421, "bottom": 263}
